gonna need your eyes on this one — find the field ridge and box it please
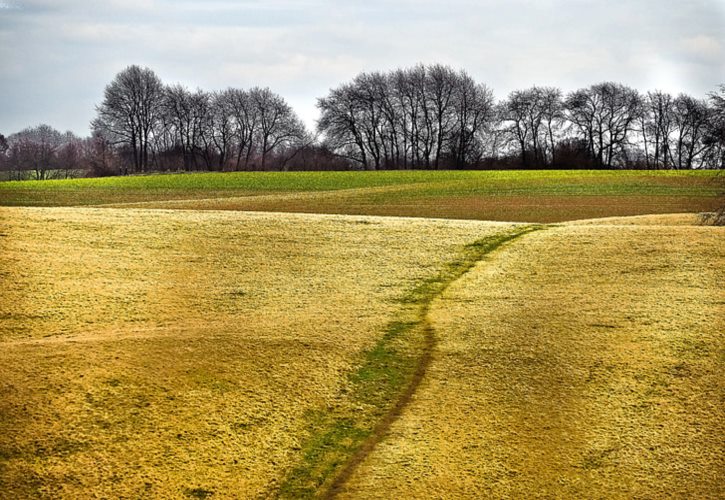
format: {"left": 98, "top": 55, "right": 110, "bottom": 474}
{"left": 277, "top": 224, "right": 543, "bottom": 499}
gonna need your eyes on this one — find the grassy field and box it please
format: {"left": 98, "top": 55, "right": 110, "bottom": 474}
{"left": 0, "top": 170, "right": 722, "bottom": 222}
{"left": 0, "top": 207, "right": 517, "bottom": 498}
{"left": 339, "top": 216, "right": 724, "bottom": 498}
{"left": 0, "top": 170, "right": 723, "bottom": 498}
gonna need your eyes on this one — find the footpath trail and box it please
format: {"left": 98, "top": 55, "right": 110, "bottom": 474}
{"left": 277, "top": 225, "right": 542, "bottom": 498}
{"left": 0, "top": 208, "right": 516, "bottom": 499}
{"left": 322, "top": 226, "right": 543, "bottom": 499}
{"left": 337, "top": 218, "right": 724, "bottom": 498}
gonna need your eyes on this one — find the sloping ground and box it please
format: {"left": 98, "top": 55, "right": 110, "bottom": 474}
{"left": 567, "top": 213, "right": 704, "bottom": 226}
{"left": 1, "top": 170, "right": 721, "bottom": 223}
{"left": 340, "top": 218, "right": 724, "bottom": 498}
{"left": 105, "top": 190, "right": 721, "bottom": 224}
{"left": 0, "top": 207, "right": 513, "bottom": 498}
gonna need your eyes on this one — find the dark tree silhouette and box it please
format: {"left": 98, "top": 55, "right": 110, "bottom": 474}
{"left": 565, "top": 82, "right": 642, "bottom": 169}
{"left": 92, "top": 65, "right": 164, "bottom": 173}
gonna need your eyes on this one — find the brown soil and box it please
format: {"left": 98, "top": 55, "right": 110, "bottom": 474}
{"left": 109, "top": 193, "right": 722, "bottom": 223}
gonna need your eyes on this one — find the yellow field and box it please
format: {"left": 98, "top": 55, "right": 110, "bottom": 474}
{"left": 1, "top": 204, "right": 722, "bottom": 498}
{"left": 0, "top": 207, "right": 514, "bottom": 498}
{"left": 339, "top": 218, "right": 724, "bottom": 498}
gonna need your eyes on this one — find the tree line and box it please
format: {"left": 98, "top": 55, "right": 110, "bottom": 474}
{"left": 1, "top": 64, "right": 724, "bottom": 179}
{"left": 319, "top": 66, "right": 725, "bottom": 170}
{"left": 91, "top": 66, "right": 310, "bottom": 174}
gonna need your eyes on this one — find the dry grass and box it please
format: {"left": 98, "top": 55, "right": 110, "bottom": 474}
{"left": 340, "top": 219, "right": 724, "bottom": 498}
{"left": 0, "top": 207, "right": 513, "bottom": 498}
{"left": 2, "top": 204, "right": 722, "bottom": 498}
{"left": 567, "top": 213, "right": 705, "bottom": 226}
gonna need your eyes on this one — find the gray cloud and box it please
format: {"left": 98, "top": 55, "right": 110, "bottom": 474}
{"left": 1, "top": 0, "right": 723, "bottom": 135}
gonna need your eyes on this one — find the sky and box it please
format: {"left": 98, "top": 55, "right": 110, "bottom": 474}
{"left": 1, "top": 0, "right": 724, "bottom": 136}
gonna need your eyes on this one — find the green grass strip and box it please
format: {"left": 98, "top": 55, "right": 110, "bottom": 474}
{"left": 277, "top": 224, "right": 544, "bottom": 498}
{"left": 0, "top": 170, "right": 721, "bottom": 207}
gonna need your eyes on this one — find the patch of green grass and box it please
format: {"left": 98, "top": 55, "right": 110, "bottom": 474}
{"left": 184, "top": 487, "right": 215, "bottom": 499}
{"left": 0, "top": 170, "right": 720, "bottom": 207}
{"left": 279, "top": 416, "right": 371, "bottom": 498}
{"left": 349, "top": 321, "right": 419, "bottom": 408}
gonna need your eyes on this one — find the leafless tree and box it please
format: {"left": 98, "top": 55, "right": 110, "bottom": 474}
{"left": 492, "top": 86, "right": 564, "bottom": 168}
{"left": 161, "top": 84, "right": 207, "bottom": 170}
{"left": 670, "top": 94, "right": 711, "bottom": 169}
{"left": 502, "top": 89, "right": 540, "bottom": 167}
{"left": 639, "top": 91, "right": 674, "bottom": 169}
{"left": 566, "top": 82, "right": 642, "bottom": 168}
{"left": 318, "top": 64, "right": 497, "bottom": 170}
{"left": 56, "top": 131, "right": 85, "bottom": 178}
{"left": 85, "top": 133, "right": 119, "bottom": 176}
{"left": 92, "top": 65, "right": 164, "bottom": 173}
{"left": 252, "top": 87, "right": 308, "bottom": 170}
{"left": 0, "top": 134, "right": 7, "bottom": 177}
{"left": 700, "top": 85, "right": 725, "bottom": 225}
{"left": 449, "top": 73, "right": 495, "bottom": 167}
{"left": 426, "top": 64, "right": 458, "bottom": 168}
{"left": 226, "top": 88, "right": 259, "bottom": 170}
{"left": 318, "top": 83, "right": 370, "bottom": 168}
{"left": 208, "top": 90, "right": 235, "bottom": 169}
{"left": 705, "top": 85, "right": 725, "bottom": 169}
{"left": 6, "top": 124, "right": 64, "bottom": 180}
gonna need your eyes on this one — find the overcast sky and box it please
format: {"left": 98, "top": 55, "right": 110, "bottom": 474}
{"left": 1, "top": 0, "right": 724, "bottom": 136}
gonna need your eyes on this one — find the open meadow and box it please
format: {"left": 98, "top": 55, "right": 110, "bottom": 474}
{"left": 0, "top": 170, "right": 723, "bottom": 498}
{"left": 0, "top": 170, "right": 722, "bottom": 222}
{"left": 340, "top": 216, "right": 724, "bottom": 498}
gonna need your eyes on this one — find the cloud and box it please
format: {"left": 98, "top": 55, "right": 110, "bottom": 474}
{"left": 681, "top": 35, "right": 722, "bottom": 60}
{"left": 1, "top": 0, "right": 724, "bottom": 135}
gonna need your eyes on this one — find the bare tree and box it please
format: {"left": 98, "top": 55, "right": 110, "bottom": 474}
{"left": 7, "top": 124, "right": 64, "bottom": 180}
{"left": 318, "top": 83, "right": 370, "bottom": 168}
{"left": 85, "top": 133, "right": 118, "bottom": 176}
{"left": 162, "top": 84, "right": 203, "bottom": 170}
{"left": 190, "top": 91, "right": 214, "bottom": 170}
{"left": 500, "top": 86, "right": 564, "bottom": 168}
{"left": 318, "top": 64, "right": 497, "bottom": 170}
{"left": 227, "top": 88, "right": 260, "bottom": 170}
{"left": 566, "top": 82, "right": 642, "bottom": 168}
{"left": 502, "top": 89, "right": 539, "bottom": 167}
{"left": 639, "top": 91, "right": 674, "bottom": 169}
{"left": 540, "top": 87, "right": 565, "bottom": 167}
{"left": 92, "top": 65, "right": 164, "bottom": 173}
{"left": 0, "top": 134, "right": 7, "bottom": 177}
{"left": 450, "top": 74, "right": 495, "bottom": 167}
{"left": 56, "top": 131, "right": 85, "bottom": 178}
{"left": 705, "top": 84, "right": 725, "bottom": 169}
{"left": 670, "top": 94, "right": 711, "bottom": 169}
{"left": 208, "top": 90, "right": 235, "bottom": 169}
{"left": 426, "top": 64, "right": 458, "bottom": 168}
{"left": 351, "top": 73, "right": 387, "bottom": 169}
{"left": 251, "top": 87, "right": 307, "bottom": 170}
{"left": 701, "top": 85, "right": 725, "bottom": 225}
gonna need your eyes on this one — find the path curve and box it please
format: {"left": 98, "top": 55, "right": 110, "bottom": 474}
{"left": 324, "top": 225, "right": 543, "bottom": 498}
